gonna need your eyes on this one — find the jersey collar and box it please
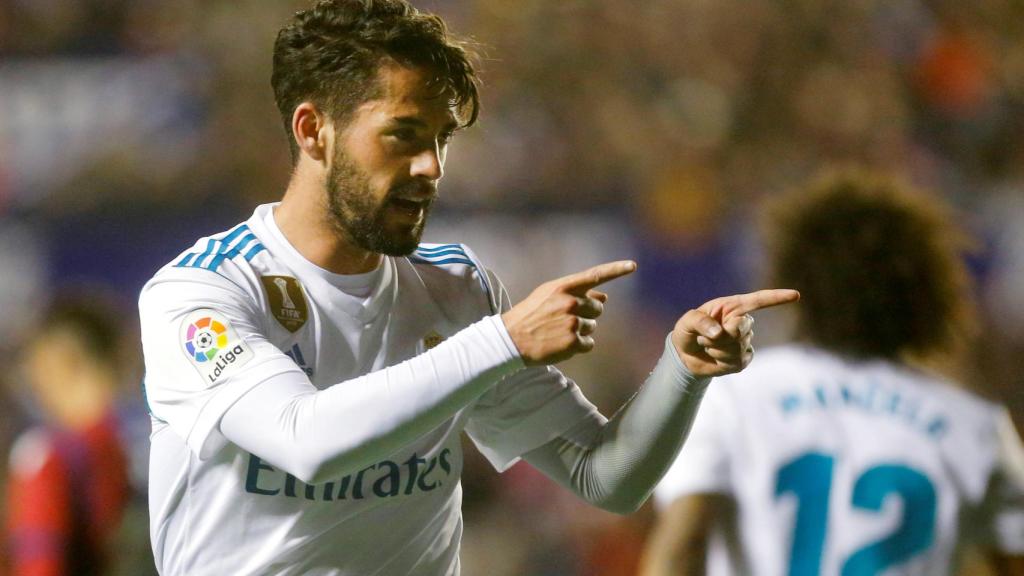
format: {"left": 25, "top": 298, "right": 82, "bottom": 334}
{"left": 249, "top": 203, "right": 396, "bottom": 323}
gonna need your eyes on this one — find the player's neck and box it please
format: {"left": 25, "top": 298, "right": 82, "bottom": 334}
{"left": 276, "top": 170, "right": 383, "bottom": 275}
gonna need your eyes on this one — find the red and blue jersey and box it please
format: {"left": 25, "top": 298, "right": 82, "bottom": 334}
{"left": 5, "top": 412, "right": 129, "bottom": 576}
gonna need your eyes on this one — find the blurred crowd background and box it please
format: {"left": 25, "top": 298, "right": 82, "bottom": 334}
{"left": 1, "top": 0, "right": 1023, "bottom": 574}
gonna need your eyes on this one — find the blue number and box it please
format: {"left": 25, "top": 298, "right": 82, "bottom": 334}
{"left": 842, "top": 465, "right": 936, "bottom": 575}
{"left": 775, "top": 453, "right": 834, "bottom": 576}
{"left": 775, "top": 454, "right": 936, "bottom": 576}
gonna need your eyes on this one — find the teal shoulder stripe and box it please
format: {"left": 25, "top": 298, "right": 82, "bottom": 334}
{"left": 207, "top": 231, "right": 257, "bottom": 270}
{"left": 175, "top": 224, "right": 243, "bottom": 268}
{"left": 219, "top": 224, "right": 251, "bottom": 249}
{"left": 174, "top": 223, "right": 264, "bottom": 272}
{"left": 415, "top": 247, "right": 468, "bottom": 260}
{"left": 409, "top": 256, "right": 476, "bottom": 267}
{"left": 244, "top": 243, "right": 266, "bottom": 261}
{"left": 187, "top": 238, "right": 220, "bottom": 268}
{"left": 410, "top": 244, "right": 495, "bottom": 312}
{"left": 177, "top": 251, "right": 199, "bottom": 267}
{"left": 416, "top": 243, "right": 462, "bottom": 254}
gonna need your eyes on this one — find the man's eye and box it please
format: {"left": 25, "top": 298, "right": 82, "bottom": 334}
{"left": 391, "top": 129, "right": 417, "bottom": 141}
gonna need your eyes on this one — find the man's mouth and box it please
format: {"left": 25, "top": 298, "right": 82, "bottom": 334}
{"left": 389, "top": 197, "right": 430, "bottom": 218}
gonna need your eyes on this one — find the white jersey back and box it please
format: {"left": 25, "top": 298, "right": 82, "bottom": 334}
{"left": 655, "top": 345, "right": 1024, "bottom": 576}
{"left": 140, "top": 204, "right": 597, "bottom": 575}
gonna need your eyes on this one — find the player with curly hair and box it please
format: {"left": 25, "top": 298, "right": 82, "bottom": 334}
{"left": 642, "top": 170, "right": 1024, "bottom": 576}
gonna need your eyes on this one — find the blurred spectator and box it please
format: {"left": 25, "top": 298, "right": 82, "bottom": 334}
{"left": 4, "top": 296, "right": 130, "bottom": 576}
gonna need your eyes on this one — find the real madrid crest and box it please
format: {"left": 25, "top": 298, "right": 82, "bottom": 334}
{"left": 423, "top": 330, "right": 446, "bottom": 350}
{"left": 260, "top": 275, "right": 309, "bottom": 333}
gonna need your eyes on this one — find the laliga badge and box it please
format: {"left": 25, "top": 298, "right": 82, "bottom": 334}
{"left": 261, "top": 275, "right": 308, "bottom": 333}
{"left": 180, "top": 309, "right": 255, "bottom": 384}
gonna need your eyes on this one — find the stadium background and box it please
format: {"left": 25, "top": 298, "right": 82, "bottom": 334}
{"left": 1, "top": 0, "right": 1023, "bottom": 573}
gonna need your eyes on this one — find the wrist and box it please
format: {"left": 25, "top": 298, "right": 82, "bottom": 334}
{"left": 662, "top": 333, "right": 712, "bottom": 393}
{"left": 491, "top": 314, "right": 526, "bottom": 368}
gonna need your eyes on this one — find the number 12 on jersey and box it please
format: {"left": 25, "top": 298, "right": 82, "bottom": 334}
{"left": 775, "top": 452, "right": 936, "bottom": 576}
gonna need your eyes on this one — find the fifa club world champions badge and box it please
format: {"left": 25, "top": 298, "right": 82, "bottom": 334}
{"left": 261, "top": 276, "right": 309, "bottom": 333}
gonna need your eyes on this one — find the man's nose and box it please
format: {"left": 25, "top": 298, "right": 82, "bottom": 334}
{"left": 410, "top": 145, "right": 443, "bottom": 181}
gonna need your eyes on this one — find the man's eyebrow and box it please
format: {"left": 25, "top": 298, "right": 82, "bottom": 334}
{"left": 391, "top": 116, "right": 459, "bottom": 132}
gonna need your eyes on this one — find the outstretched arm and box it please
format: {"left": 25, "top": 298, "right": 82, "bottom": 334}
{"left": 175, "top": 261, "right": 638, "bottom": 483}
{"left": 521, "top": 289, "right": 799, "bottom": 513}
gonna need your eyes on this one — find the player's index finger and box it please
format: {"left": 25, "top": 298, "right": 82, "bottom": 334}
{"left": 560, "top": 260, "right": 637, "bottom": 293}
{"left": 733, "top": 289, "right": 801, "bottom": 315}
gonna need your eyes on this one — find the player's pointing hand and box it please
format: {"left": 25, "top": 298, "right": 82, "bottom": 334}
{"left": 672, "top": 289, "right": 800, "bottom": 377}
{"left": 502, "top": 260, "right": 636, "bottom": 366}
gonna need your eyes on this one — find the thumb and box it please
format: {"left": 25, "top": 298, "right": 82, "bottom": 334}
{"left": 678, "top": 308, "right": 723, "bottom": 339}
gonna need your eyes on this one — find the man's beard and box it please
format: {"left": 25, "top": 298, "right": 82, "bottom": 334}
{"left": 325, "top": 150, "right": 434, "bottom": 257}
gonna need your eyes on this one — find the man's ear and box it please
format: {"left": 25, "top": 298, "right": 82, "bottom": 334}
{"left": 292, "top": 102, "right": 330, "bottom": 162}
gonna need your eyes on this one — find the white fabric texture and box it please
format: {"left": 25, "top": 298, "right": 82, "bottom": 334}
{"left": 141, "top": 203, "right": 601, "bottom": 576}
{"left": 654, "top": 345, "right": 1024, "bottom": 576}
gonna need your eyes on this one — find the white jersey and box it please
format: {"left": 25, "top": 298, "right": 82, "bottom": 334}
{"left": 139, "top": 203, "right": 599, "bottom": 576}
{"left": 655, "top": 345, "right": 1024, "bottom": 576}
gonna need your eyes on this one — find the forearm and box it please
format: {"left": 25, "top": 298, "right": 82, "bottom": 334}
{"left": 524, "top": 334, "right": 710, "bottom": 513}
{"left": 221, "top": 316, "right": 522, "bottom": 483}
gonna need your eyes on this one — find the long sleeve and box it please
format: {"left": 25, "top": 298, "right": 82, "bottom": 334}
{"left": 523, "top": 335, "right": 711, "bottom": 514}
{"left": 219, "top": 315, "right": 523, "bottom": 483}
{"left": 141, "top": 270, "right": 523, "bottom": 482}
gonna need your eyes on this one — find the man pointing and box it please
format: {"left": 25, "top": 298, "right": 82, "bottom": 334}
{"left": 138, "top": 1, "right": 798, "bottom": 574}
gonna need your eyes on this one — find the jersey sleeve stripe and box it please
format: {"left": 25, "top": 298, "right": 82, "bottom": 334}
{"left": 173, "top": 224, "right": 266, "bottom": 272}
{"left": 207, "top": 232, "right": 257, "bottom": 270}
{"left": 414, "top": 248, "right": 467, "bottom": 259}
{"left": 408, "top": 256, "right": 476, "bottom": 267}
{"left": 415, "top": 243, "right": 463, "bottom": 254}
{"left": 243, "top": 243, "right": 266, "bottom": 261}
{"left": 192, "top": 238, "right": 220, "bottom": 268}
{"left": 415, "top": 244, "right": 469, "bottom": 261}
{"left": 220, "top": 223, "right": 251, "bottom": 246}
{"left": 176, "top": 251, "right": 199, "bottom": 267}
{"left": 410, "top": 243, "right": 496, "bottom": 312}
{"left": 174, "top": 225, "right": 243, "bottom": 268}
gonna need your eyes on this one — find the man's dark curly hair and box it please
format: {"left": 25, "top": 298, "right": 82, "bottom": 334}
{"left": 763, "top": 169, "right": 975, "bottom": 361}
{"left": 271, "top": 0, "right": 480, "bottom": 162}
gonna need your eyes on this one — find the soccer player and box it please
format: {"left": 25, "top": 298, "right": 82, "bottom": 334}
{"left": 138, "top": 1, "right": 798, "bottom": 574}
{"left": 6, "top": 297, "right": 131, "bottom": 576}
{"left": 641, "top": 170, "right": 1024, "bottom": 576}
